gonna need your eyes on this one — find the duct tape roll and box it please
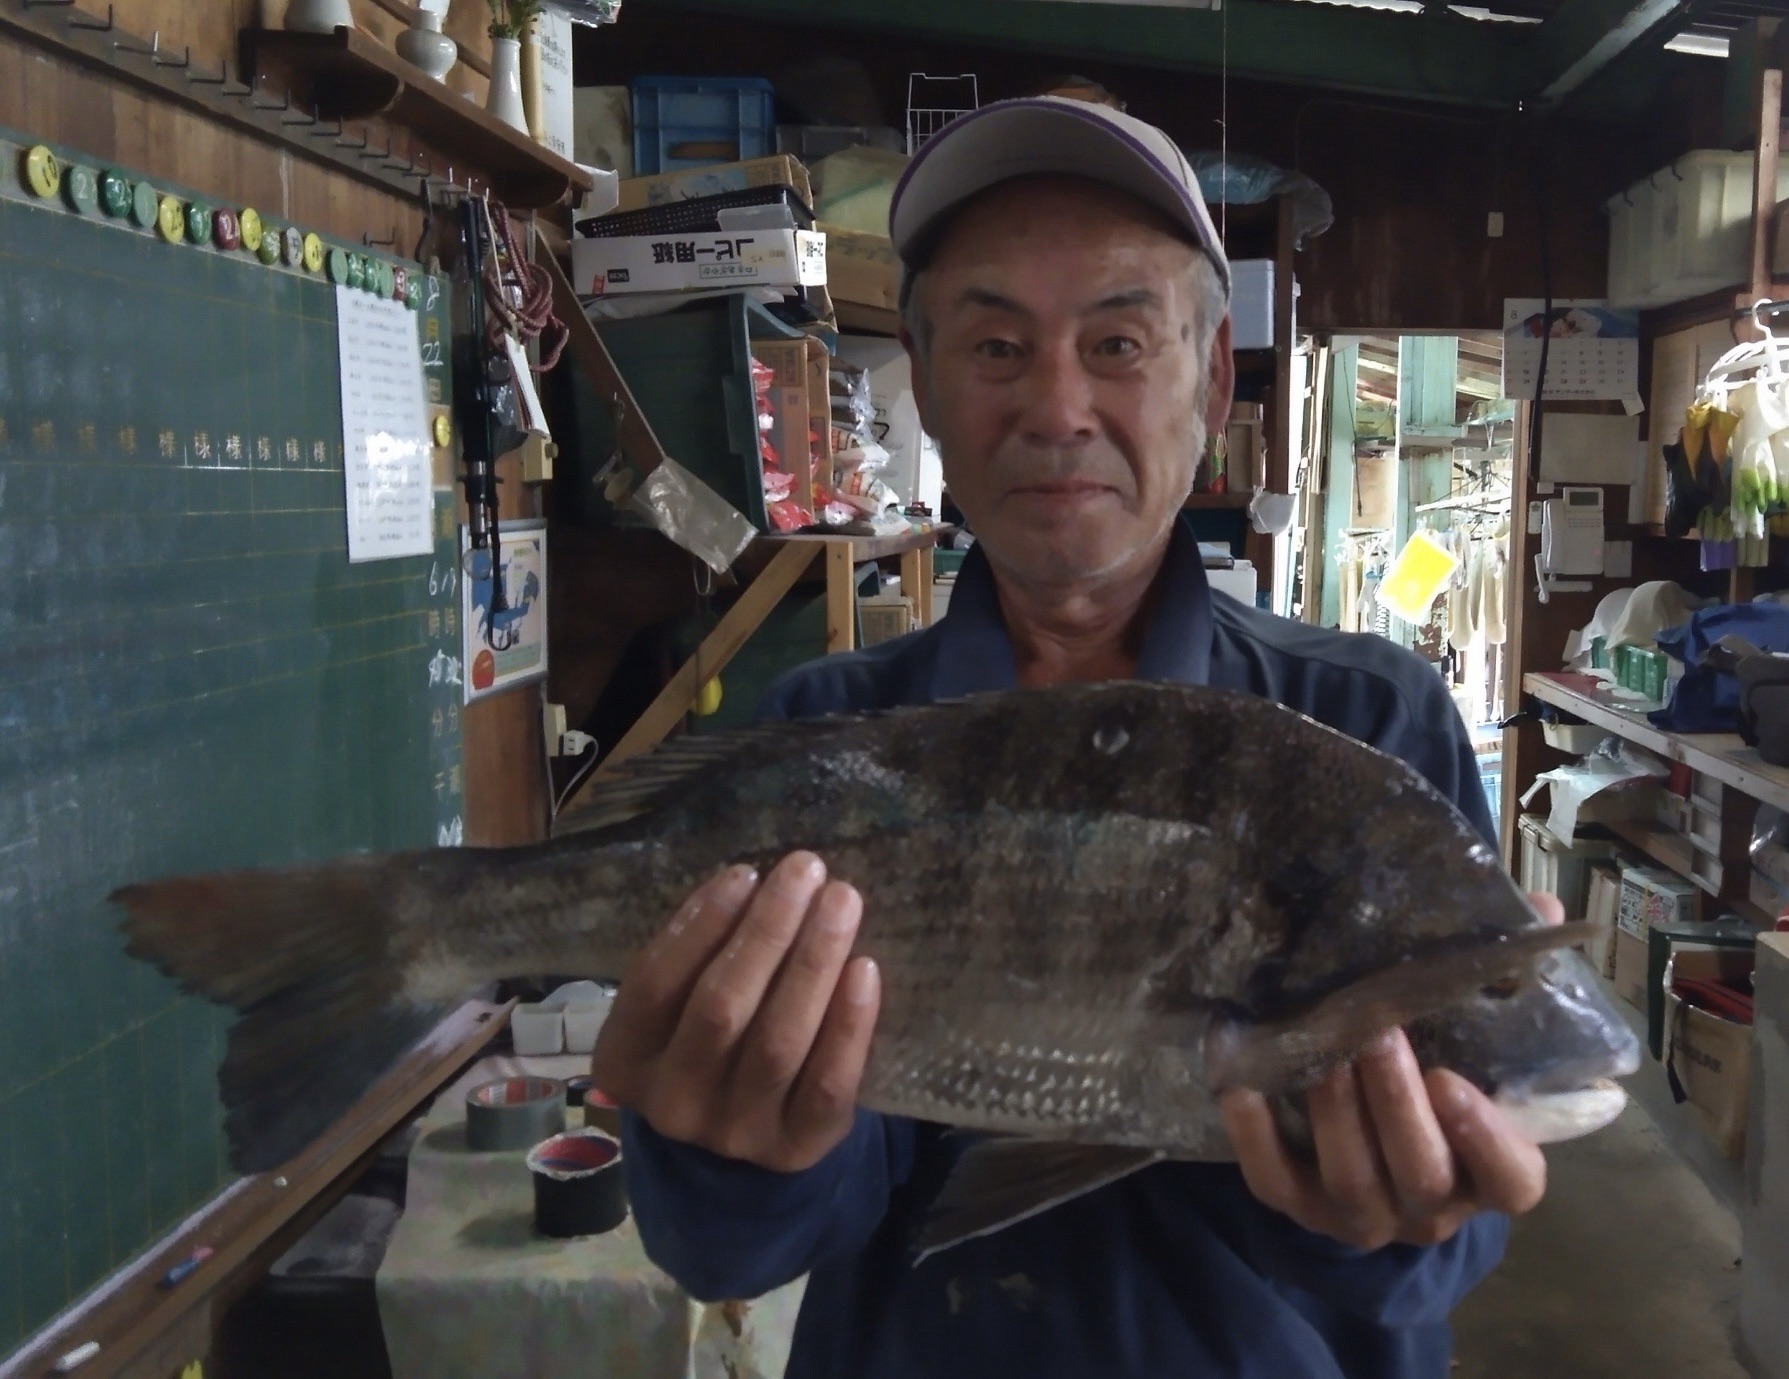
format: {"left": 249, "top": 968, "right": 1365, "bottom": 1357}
{"left": 564, "top": 1074, "right": 595, "bottom": 1106}
{"left": 528, "top": 1129, "right": 628, "bottom": 1238}
{"left": 465, "top": 1077, "right": 565, "bottom": 1152}
{"left": 582, "top": 1087, "right": 623, "bottom": 1137}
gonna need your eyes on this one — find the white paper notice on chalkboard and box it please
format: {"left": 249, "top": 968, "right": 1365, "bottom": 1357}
{"left": 337, "top": 286, "right": 433, "bottom": 562}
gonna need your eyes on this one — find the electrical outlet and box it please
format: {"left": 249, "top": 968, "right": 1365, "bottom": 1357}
{"left": 543, "top": 702, "right": 567, "bottom": 753}
{"left": 1487, "top": 211, "right": 1505, "bottom": 239}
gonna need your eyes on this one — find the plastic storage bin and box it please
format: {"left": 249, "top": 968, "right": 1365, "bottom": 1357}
{"left": 632, "top": 76, "right": 776, "bottom": 175}
{"left": 565, "top": 291, "right": 810, "bottom": 531}
{"left": 1517, "top": 813, "right": 1617, "bottom": 920}
{"left": 1608, "top": 151, "right": 1789, "bottom": 308}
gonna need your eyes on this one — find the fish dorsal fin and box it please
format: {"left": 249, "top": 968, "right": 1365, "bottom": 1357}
{"left": 553, "top": 722, "right": 806, "bottom": 836}
{"left": 914, "top": 1139, "right": 1163, "bottom": 1262}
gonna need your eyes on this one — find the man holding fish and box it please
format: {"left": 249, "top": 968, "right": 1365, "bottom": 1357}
{"left": 120, "top": 95, "right": 1637, "bottom": 1379}
{"left": 596, "top": 99, "right": 1571, "bottom": 1377}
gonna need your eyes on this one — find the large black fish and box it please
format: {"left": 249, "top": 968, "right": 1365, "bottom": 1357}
{"left": 116, "top": 682, "right": 1638, "bottom": 1249}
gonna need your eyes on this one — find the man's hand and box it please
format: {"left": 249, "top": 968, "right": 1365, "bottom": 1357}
{"left": 591, "top": 852, "right": 881, "bottom": 1174}
{"left": 1219, "top": 892, "right": 1564, "bottom": 1249}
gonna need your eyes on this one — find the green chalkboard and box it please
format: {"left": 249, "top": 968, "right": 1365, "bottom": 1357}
{"left": 0, "top": 129, "right": 465, "bottom": 1352}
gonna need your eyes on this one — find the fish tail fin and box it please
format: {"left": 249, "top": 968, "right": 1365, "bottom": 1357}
{"left": 1205, "top": 921, "right": 1599, "bottom": 1093}
{"left": 113, "top": 855, "right": 452, "bottom": 1173}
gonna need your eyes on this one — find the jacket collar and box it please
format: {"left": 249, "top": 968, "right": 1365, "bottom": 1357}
{"left": 926, "top": 513, "right": 1217, "bottom": 699}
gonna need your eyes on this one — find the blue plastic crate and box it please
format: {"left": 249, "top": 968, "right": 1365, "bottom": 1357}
{"left": 632, "top": 76, "right": 777, "bottom": 175}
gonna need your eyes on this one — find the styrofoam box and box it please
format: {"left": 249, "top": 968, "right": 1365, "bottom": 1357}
{"left": 1608, "top": 152, "right": 1789, "bottom": 308}
{"left": 1231, "top": 259, "right": 1274, "bottom": 351}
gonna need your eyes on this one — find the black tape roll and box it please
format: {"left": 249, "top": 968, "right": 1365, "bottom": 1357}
{"left": 528, "top": 1130, "right": 628, "bottom": 1238}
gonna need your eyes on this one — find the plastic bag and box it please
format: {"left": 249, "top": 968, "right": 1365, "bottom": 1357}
{"left": 542, "top": 0, "right": 622, "bottom": 27}
{"left": 830, "top": 363, "right": 875, "bottom": 436}
{"left": 1184, "top": 152, "right": 1334, "bottom": 249}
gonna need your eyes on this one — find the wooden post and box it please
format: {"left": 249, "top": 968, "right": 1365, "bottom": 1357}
{"left": 555, "top": 542, "right": 820, "bottom": 826}
{"left": 827, "top": 541, "right": 857, "bottom": 653}
{"left": 1751, "top": 66, "right": 1783, "bottom": 301}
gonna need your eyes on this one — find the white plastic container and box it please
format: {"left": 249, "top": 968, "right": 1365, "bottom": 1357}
{"left": 1609, "top": 152, "right": 1789, "bottom": 308}
{"left": 1605, "top": 174, "right": 1661, "bottom": 308}
{"left": 510, "top": 1003, "right": 566, "bottom": 1056}
{"left": 1230, "top": 259, "right": 1275, "bottom": 351}
{"left": 1541, "top": 720, "right": 1609, "bottom": 754}
{"left": 1517, "top": 813, "right": 1617, "bottom": 920}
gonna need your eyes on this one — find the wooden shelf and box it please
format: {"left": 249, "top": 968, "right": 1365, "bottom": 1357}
{"left": 1524, "top": 671, "right": 1789, "bottom": 814}
{"left": 763, "top": 526, "right": 949, "bottom": 563}
{"left": 1185, "top": 493, "right": 1251, "bottom": 509}
{"left": 247, "top": 26, "right": 592, "bottom": 209}
{"left": 1607, "top": 818, "right": 1698, "bottom": 881}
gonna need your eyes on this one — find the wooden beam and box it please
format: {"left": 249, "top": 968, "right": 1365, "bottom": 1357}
{"left": 533, "top": 238, "right": 674, "bottom": 494}
{"left": 554, "top": 541, "right": 820, "bottom": 827}
{"left": 1753, "top": 67, "right": 1783, "bottom": 299}
{"left": 826, "top": 541, "right": 856, "bottom": 654}
{"left": 1, "top": 1002, "right": 509, "bottom": 1379}
{"left": 1531, "top": 0, "right": 1697, "bottom": 108}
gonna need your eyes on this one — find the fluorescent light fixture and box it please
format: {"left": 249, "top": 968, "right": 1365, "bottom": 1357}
{"left": 1663, "top": 29, "right": 1731, "bottom": 58}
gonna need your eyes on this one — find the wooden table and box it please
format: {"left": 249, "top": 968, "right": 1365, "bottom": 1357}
{"left": 556, "top": 526, "right": 948, "bottom": 828}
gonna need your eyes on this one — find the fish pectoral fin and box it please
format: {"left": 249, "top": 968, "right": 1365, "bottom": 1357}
{"left": 913, "top": 1139, "right": 1163, "bottom": 1262}
{"left": 1205, "top": 921, "right": 1600, "bottom": 1094}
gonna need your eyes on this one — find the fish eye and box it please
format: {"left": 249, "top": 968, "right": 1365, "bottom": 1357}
{"left": 1481, "top": 978, "right": 1521, "bottom": 1001}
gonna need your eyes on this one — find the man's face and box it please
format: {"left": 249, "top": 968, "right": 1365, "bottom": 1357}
{"left": 905, "top": 176, "right": 1234, "bottom": 591}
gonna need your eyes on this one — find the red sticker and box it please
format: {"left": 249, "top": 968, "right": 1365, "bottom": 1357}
{"left": 471, "top": 648, "right": 496, "bottom": 690}
{"left": 213, "top": 209, "right": 241, "bottom": 252}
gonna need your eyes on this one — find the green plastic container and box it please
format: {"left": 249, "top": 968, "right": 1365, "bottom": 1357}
{"left": 1590, "top": 634, "right": 1608, "bottom": 670}
{"left": 565, "top": 293, "right": 811, "bottom": 531}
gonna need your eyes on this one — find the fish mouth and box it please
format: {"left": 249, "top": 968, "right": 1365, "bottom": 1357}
{"left": 1490, "top": 1079, "right": 1629, "bottom": 1145}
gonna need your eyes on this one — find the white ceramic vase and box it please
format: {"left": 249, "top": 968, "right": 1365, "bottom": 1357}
{"left": 486, "top": 36, "right": 528, "bottom": 133}
{"left": 283, "top": 0, "right": 354, "bottom": 34}
{"left": 396, "top": 10, "right": 458, "bottom": 81}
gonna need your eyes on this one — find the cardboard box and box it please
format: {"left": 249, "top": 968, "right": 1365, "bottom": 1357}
{"left": 1740, "top": 934, "right": 1789, "bottom": 1370}
{"left": 573, "top": 85, "right": 633, "bottom": 178}
{"left": 571, "top": 228, "right": 827, "bottom": 297}
{"left": 1665, "top": 988, "right": 1752, "bottom": 1159}
{"left": 1617, "top": 863, "right": 1696, "bottom": 938}
{"left": 751, "top": 335, "right": 831, "bottom": 512}
{"left": 1583, "top": 861, "right": 1623, "bottom": 978}
{"left": 1613, "top": 926, "right": 1649, "bottom": 1009}
{"left": 615, "top": 154, "right": 813, "bottom": 213}
{"left": 823, "top": 224, "right": 901, "bottom": 312}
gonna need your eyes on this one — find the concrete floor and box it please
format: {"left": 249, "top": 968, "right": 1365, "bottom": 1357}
{"left": 1454, "top": 1101, "right": 1749, "bottom": 1379}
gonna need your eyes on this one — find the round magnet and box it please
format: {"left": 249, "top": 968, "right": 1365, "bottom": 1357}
{"left": 326, "top": 247, "right": 350, "bottom": 284}
{"left": 156, "top": 194, "right": 185, "bottom": 244}
{"left": 22, "top": 145, "right": 61, "bottom": 199}
{"left": 99, "top": 169, "right": 132, "bottom": 218}
{"left": 391, "top": 265, "right": 409, "bottom": 303}
{"left": 61, "top": 164, "right": 99, "bottom": 216}
{"left": 239, "top": 207, "right": 263, "bottom": 254}
{"left": 345, "top": 253, "right": 365, "bottom": 289}
{"left": 405, "top": 273, "right": 423, "bottom": 310}
{"left": 184, "top": 203, "right": 212, "bottom": 246}
{"left": 212, "top": 209, "right": 241, "bottom": 252}
{"left": 432, "top": 413, "right": 452, "bottom": 448}
{"left": 258, "top": 225, "right": 281, "bottom": 265}
{"left": 130, "top": 179, "right": 158, "bottom": 229}
{"left": 302, "top": 231, "right": 325, "bottom": 274}
{"left": 283, "top": 225, "right": 304, "bottom": 267}
{"left": 375, "top": 260, "right": 392, "bottom": 296}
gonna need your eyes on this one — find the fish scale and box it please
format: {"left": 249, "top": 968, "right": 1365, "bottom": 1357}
{"left": 115, "top": 680, "right": 1641, "bottom": 1242}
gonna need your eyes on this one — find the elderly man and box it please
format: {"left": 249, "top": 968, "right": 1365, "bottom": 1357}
{"left": 593, "top": 98, "right": 1549, "bottom": 1379}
